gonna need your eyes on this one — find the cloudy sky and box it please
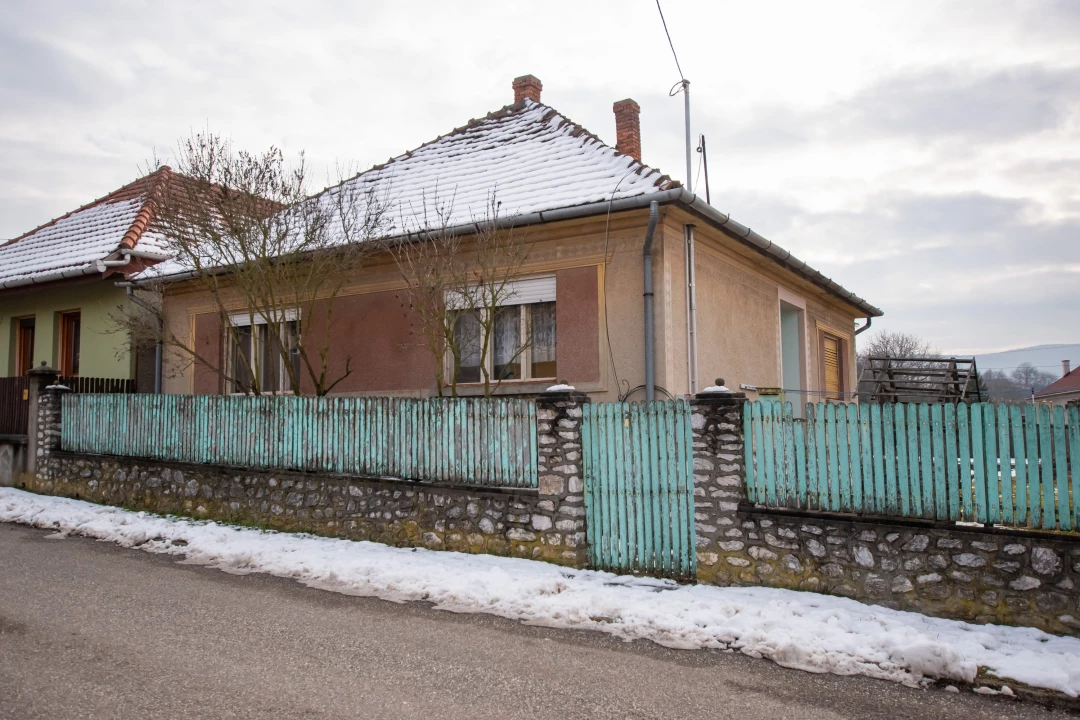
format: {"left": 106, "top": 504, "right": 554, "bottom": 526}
{"left": 2, "top": 0, "right": 1077, "bottom": 353}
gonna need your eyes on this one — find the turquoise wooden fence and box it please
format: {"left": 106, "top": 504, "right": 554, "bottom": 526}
{"left": 61, "top": 394, "right": 539, "bottom": 488}
{"left": 745, "top": 400, "right": 1079, "bottom": 532}
{"left": 582, "top": 400, "right": 696, "bottom": 577}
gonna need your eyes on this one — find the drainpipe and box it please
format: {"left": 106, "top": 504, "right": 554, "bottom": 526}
{"left": 855, "top": 317, "right": 872, "bottom": 335}
{"left": 684, "top": 224, "right": 699, "bottom": 394}
{"left": 642, "top": 201, "right": 660, "bottom": 401}
{"left": 125, "top": 287, "right": 162, "bottom": 394}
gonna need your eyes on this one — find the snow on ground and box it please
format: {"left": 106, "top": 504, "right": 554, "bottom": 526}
{"left": 3, "top": 487, "right": 1079, "bottom": 696}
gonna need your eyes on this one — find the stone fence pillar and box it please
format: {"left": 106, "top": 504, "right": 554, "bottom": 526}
{"left": 26, "top": 364, "right": 68, "bottom": 481}
{"left": 535, "top": 389, "right": 590, "bottom": 568}
{"left": 689, "top": 380, "right": 747, "bottom": 583}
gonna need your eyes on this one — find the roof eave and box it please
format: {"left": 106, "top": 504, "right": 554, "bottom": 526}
{"left": 137, "top": 189, "right": 884, "bottom": 318}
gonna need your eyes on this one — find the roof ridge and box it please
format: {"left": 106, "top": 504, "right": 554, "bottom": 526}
{"left": 315, "top": 98, "right": 675, "bottom": 199}
{"left": 118, "top": 166, "right": 173, "bottom": 250}
{"left": 2, "top": 166, "right": 173, "bottom": 250}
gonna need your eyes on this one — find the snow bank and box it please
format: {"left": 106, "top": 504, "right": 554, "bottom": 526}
{"left": 3, "top": 488, "right": 1078, "bottom": 695}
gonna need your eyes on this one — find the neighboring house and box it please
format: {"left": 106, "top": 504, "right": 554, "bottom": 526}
{"left": 1034, "top": 361, "right": 1080, "bottom": 407}
{"left": 0, "top": 169, "right": 174, "bottom": 385}
{"left": 158, "top": 75, "right": 882, "bottom": 403}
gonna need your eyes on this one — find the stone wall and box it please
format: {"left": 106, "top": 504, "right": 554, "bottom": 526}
{"left": 692, "top": 392, "right": 1080, "bottom": 637}
{"left": 22, "top": 388, "right": 590, "bottom": 569}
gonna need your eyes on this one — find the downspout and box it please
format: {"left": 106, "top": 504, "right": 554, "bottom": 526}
{"left": 125, "top": 287, "right": 162, "bottom": 394}
{"left": 684, "top": 224, "right": 699, "bottom": 394}
{"left": 855, "top": 317, "right": 872, "bottom": 335}
{"left": 642, "top": 201, "right": 660, "bottom": 402}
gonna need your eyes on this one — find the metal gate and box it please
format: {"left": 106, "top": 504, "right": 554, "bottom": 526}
{"left": 582, "top": 400, "right": 696, "bottom": 577}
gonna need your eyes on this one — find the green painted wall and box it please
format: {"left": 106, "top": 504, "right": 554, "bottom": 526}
{"left": 0, "top": 280, "right": 134, "bottom": 378}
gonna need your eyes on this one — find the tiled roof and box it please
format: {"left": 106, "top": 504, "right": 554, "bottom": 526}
{"left": 0, "top": 168, "right": 173, "bottom": 289}
{"left": 322, "top": 98, "right": 677, "bottom": 236}
{"left": 1034, "top": 368, "right": 1080, "bottom": 398}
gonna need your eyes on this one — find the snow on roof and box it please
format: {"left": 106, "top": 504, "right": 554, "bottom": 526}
{"left": 141, "top": 99, "right": 676, "bottom": 280}
{"left": 327, "top": 98, "right": 675, "bottom": 235}
{"left": 0, "top": 169, "right": 173, "bottom": 290}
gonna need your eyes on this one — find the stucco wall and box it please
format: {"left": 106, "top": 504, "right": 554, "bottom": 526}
{"left": 161, "top": 208, "right": 871, "bottom": 402}
{"left": 0, "top": 279, "right": 134, "bottom": 378}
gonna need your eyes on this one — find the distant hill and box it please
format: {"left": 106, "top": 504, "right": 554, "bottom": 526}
{"left": 963, "top": 344, "right": 1080, "bottom": 378}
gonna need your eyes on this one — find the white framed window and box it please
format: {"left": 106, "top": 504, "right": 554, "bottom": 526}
{"left": 449, "top": 275, "right": 557, "bottom": 385}
{"left": 227, "top": 310, "right": 301, "bottom": 394}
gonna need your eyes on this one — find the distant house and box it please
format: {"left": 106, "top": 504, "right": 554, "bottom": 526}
{"left": 153, "top": 75, "right": 882, "bottom": 403}
{"left": 1035, "top": 361, "right": 1080, "bottom": 407}
{"left": 0, "top": 169, "right": 175, "bottom": 386}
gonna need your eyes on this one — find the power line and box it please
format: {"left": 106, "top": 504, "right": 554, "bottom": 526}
{"left": 655, "top": 0, "right": 684, "bottom": 82}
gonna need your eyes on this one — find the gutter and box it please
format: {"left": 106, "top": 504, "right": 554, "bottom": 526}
{"left": 133, "top": 188, "right": 884, "bottom": 319}
{"left": 0, "top": 246, "right": 171, "bottom": 290}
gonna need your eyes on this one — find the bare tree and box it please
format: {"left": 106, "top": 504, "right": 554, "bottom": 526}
{"left": 114, "top": 132, "right": 389, "bottom": 395}
{"left": 856, "top": 330, "right": 938, "bottom": 365}
{"left": 391, "top": 192, "right": 533, "bottom": 397}
{"left": 1010, "top": 362, "right": 1057, "bottom": 393}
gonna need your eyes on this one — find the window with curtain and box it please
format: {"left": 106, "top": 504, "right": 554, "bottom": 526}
{"left": 448, "top": 276, "right": 558, "bottom": 386}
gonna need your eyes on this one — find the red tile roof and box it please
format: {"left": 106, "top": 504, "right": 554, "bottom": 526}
{"left": 1034, "top": 367, "right": 1080, "bottom": 398}
{"left": 0, "top": 167, "right": 176, "bottom": 289}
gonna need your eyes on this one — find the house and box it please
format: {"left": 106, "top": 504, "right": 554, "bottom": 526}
{"left": 156, "top": 75, "right": 882, "bottom": 403}
{"left": 1034, "top": 361, "right": 1080, "bottom": 407}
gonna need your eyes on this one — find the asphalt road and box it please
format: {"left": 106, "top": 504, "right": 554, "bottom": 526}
{"left": 0, "top": 522, "right": 1069, "bottom": 720}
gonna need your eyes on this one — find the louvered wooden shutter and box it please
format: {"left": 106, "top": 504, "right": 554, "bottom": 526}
{"left": 823, "top": 335, "right": 840, "bottom": 400}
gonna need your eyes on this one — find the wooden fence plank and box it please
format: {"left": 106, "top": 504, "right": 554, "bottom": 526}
{"left": 955, "top": 402, "right": 972, "bottom": 522}
{"left": 982, "top": 403, "right": 1000, "bottom": 524}
{"left": 795, "top": 415, "right": 808, "bottom": 507}
{"left": 894, "top": 404, "right": 911, "bottom": 516}
{"left": 1069, "top": 403, "right": 1080, "bottom": 533}
{"left": 806, "top": 404, "right": 819, "bottom": 509}
{"left": 931, "top": 404, "right": 947, "bottom": 520}
{"left": 1053, "top": 406, "right": 1071, "bottom": 531}
{"left": 917, "top": 404, "right": 934, "bottom": 519}
{"left": 971, "top": 405, "right": 987, "bottom": 523}
{"left": 1037, "top": 404, "right": 1055, "bottom": 530}
{"left": 944, "top": 403, "right": 960, "bottom": 520}
{"left": 744, "top": 403, "right": 756, "bottom": 503}
{"left": 855, "top": 405, "right": 872, "bottom": 511}
{"left": 998, "top": 404, "right": 1014, "bottom": 525}
{"left": 836, "top": 403, "right": 851, "bottom": 512}
{"left": 783, "top": 402, "right": 796, "bottom": 506}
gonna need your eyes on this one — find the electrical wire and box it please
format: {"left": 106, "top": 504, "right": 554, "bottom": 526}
{"left": 600, "top": 168, "right": 640, "bottom": 398}
{"left": 655, "top": 0, "right": 685, "bottom": 82}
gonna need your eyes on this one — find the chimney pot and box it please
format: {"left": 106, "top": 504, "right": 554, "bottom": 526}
{"left": 613, "top": 98, "right": 642, "bottom": 162}
{"left": 513, "top": 75, "right": 543, "bottom": 104}
{"left": 1063, "top": 360, "right": 1072, "bottom": 376}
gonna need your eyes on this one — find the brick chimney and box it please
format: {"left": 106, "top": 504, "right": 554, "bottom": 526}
{"left": 513, "top": 75, "right": 543, "bottom": 103}
{"left": 613, "top": 99, "right": 641, "bottom": 162}
{"left": 1063, "top": 360, "right": 1072, "bottom": 376}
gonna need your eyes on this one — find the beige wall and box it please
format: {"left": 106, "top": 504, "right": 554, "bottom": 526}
{"left": 161, "top": 206, "right": 870, "bottom": 404}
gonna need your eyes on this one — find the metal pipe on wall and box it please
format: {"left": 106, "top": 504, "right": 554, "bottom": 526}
{"left": 642, "top": 201, "right": 660, "bottom": 401}
{"left": 686, "top": 224, "right": 698, "bottom": 394}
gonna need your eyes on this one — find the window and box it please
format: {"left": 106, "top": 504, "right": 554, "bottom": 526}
{"left": 227, "top": 312, "right": 301, "bottom": 394}
{"left": 59, "top": 311, "right": 81, "bottom": 376}
{"left": 821, "top": 332, "right": 843, "bottom": 401}
{"left": 15, "top": 317, "right": 35, "bottom": 376}
{"left": 448, "top": 276, "right": 557, "bottom": 385}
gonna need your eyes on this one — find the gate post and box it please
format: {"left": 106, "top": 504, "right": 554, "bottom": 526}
{"left": 26, "top": 364, "right": 68, "bottom": 484}
{"left": 535, "top": 388, "right": 590, "bottom": 568}
{"left": 690, "top": 380, "right": 747, "bottom": 584}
